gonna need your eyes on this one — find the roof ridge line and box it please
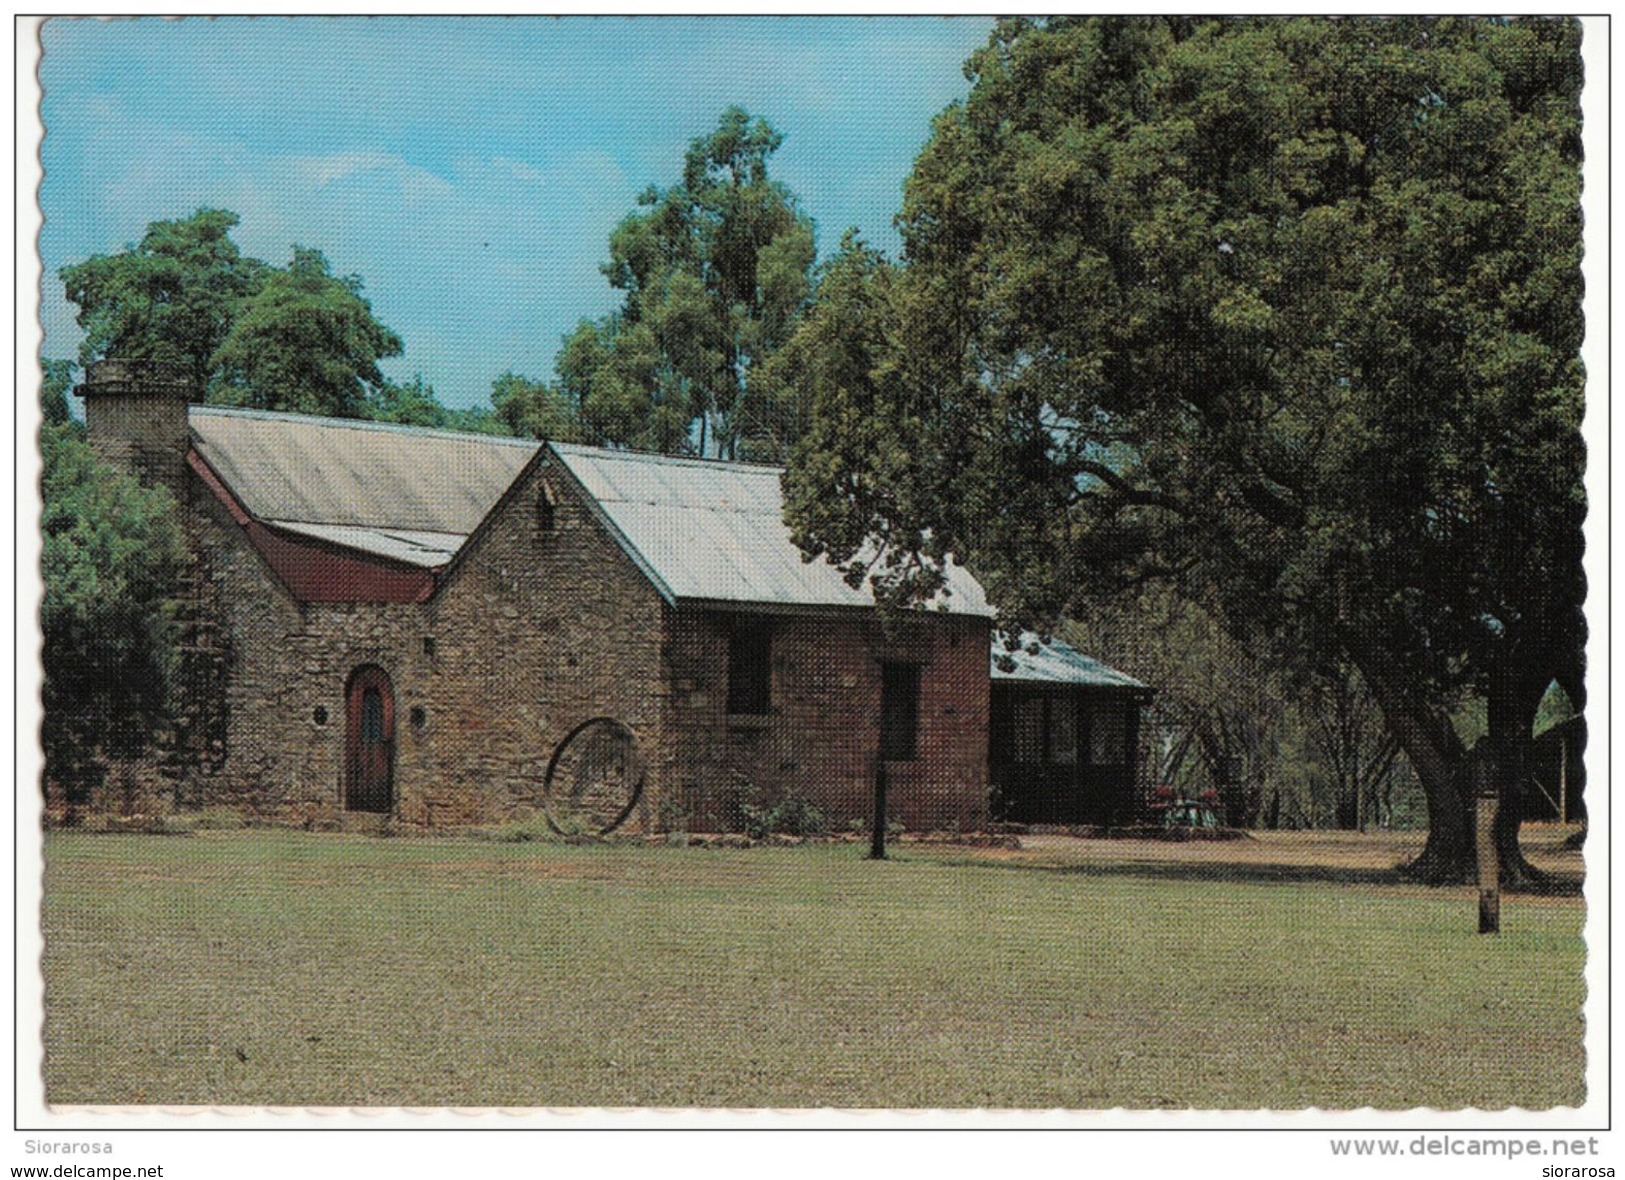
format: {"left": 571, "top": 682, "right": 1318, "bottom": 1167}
{"left": 549, "top": 440, "right": 786, "bottom": 474}
{"left": 189, "top": 405, "right": 543, "bottom": 449}
{"left": 591, "top": 498, "right": 770, "bottom": 513}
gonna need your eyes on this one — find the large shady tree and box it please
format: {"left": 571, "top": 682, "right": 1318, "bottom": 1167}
{"left": 783, "top": 16, "right": 1584, "bottom": 883}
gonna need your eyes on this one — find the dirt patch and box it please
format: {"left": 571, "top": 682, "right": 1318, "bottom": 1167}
{"left": 393, "top": 859, "right": 623, "bottom": 883}
{"left": 937, "top": 825, "right": 1586, "bottom": 896}
{"left": 1020, "top": 829, "right": 1422, "bottom": 870}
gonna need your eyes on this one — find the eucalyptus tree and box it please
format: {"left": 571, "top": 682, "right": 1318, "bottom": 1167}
{"left": 211, "top": 246, "right": 403, "bottom": 418}
{"left": 579, "top": 107, "right": 816, "bottom": 457}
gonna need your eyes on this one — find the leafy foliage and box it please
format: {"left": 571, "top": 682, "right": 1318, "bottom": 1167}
{"left": 737, "top": 789, "right": 829, "bottom": 839}
{"left": 777, "top": 233, "right": 950, "bottom": 609}
{"left": 59, "top": 209, "right": 271, "bottom": 393}
{"left": 60, "top": 214, "right": 405, "bottom": 420}
{"left": 211, "top": 246, "right": 403, "bottom": 417}
{"left": 488, "top": 370, "right": 585, "bottom": 441}
{"left": 1067, "top": 585, "right": 1425, "bottom": 832}
{"left": 365, "top": 374, "right": 453, "bottom": 428}
{"left": 1533, "top": 681, "right": 1579, "bottom": 739}
{"left": 1303, "top": 662, "right": 1405, "bottom": 831}
{"left": 40, "top": 422, "right": 187, "bottom": 798}
{"left": 357, "top": 373, "right": 506, "bottom": 436}
{"left": 40, "top": 358, "right": 77, "bottom": 429}
{"left": 572, "top": 108, "right": 817, "bottom": 457}
{"left": 784, "top": 17, "right": 1584, "bottom": 880}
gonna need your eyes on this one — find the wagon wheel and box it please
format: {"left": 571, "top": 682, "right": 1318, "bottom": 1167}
{"left": 542, "top": 717, "right": 645, "bottom": 835}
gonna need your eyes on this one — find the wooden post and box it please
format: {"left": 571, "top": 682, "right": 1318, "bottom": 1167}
{"left": 1559, "top": 735, "right": 1569, "bottom": 826}
{"left": 1473, "top": 745, "right": 1500, "bottom": 934}
{"left": 1476, "top": 795, "right": 1500, "bottom": 934}
{"left": 869, "top": 759, "right": 888, "bottom": 861}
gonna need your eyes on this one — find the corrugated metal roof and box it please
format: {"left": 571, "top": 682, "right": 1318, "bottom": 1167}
{"left": 263, "top": 521, "right": 466, "bottom": 569}
{"left": 189, "top": 407, "right": 539, "bottom": 539}
{"left": 187, "top": 408, "right": 993, "bottom": 615}
{"left": 991, "top": 634, "right": 1149, "bottom": 690}
{"left": 549, "top": 443, "right": 994, "bottom": 616}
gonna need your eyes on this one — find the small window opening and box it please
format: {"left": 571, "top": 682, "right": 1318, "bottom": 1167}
{"left": 1090, "top": 707, "right": 1127, "bottom": 766}
{"left": 312, "top": 705, "right": 329, "bottom": 726}
{"left": 880, "top": 662, "right": 921, "bottom": 762}
{"left": 423, "top": 637, "right": 436, "bottom": 658}
{"left": 1013, "top": 697, "right": 1043, "bottom": 763}
{"left": 361, "top": 688, "right": 385, "bottom": 744}
{"left": 1010, "top": 694, "right": 1090, "bottom": 767}
{"left": 409, "top": 705, "right": 427, "bottom": 730}
{"left": 538, "top": 482, "right": 558, "bottom": 532}
{"left": 727, "top": 622, "right": 772, "bottom": 716}
{"left": 1050, "top": 697, "right": 1079, "bottom": 766}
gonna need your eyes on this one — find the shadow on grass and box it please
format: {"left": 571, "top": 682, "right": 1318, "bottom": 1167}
{"left": 924, "top": 851, "right": 1585, "bottom": 896}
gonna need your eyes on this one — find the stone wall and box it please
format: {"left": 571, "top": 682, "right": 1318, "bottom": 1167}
{"left": 80, "top": 361, "right": 193, "bottom": 490}
{"left": 663, "top": 608, "right": 991, "bottom": 832}
{"left": 187, "top": 449, "right": 670, "bottom": 831}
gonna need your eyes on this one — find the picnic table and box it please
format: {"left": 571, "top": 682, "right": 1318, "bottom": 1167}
{"left": 1150, "top": 795, "right": 1221, "bottom": 829}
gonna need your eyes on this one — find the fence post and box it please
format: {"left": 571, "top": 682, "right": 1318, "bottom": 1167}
{"left": 869, "top": 759, "right": 888, "bottom": 861}
{"left": 1473, "top": 743, "right": 1500, "bottom": 935}
{"left": 1559, "top": 735, "right": 1568, "bottom": 826}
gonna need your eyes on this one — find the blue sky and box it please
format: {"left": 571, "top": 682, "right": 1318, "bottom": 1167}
{"left": 38, "top": 16, "right": 992, "bottom": 411}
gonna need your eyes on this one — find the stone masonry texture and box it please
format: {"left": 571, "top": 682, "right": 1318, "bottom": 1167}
{"left": 664, "top": 609, "right": 991, "bottom": 832}
{"left": 186, "top": 452, "right": 670, "bottom": 831}
{"left": 78, "top": 374, "right": 993, "bottom": 832}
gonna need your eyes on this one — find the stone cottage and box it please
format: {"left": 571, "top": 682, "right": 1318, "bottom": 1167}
{"left": 76, "top": 360, "right": 1148, "bottom": 833}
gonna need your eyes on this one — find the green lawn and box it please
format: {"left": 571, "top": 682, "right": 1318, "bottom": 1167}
{"left": 42, "top": 831, "right": 1585, "bottom": 1110}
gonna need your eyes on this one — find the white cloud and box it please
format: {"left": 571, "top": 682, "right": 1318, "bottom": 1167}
{"left": 289, "top": 151, "right": 402, "bottom": 190}
{"left": 490, "top": 155, "right": 545, "bottom": 185}
{"left": 41, "top": 93, "right": 636, "bottom": 409}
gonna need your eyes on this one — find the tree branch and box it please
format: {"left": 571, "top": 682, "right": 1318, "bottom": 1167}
{"left": 1239, "top": 478, "right": 1307, "bottom": 529}
{"left": 1075, "top": 460, "right": 1191, "bottom": 516}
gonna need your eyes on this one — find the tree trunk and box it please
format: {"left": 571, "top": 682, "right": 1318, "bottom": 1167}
{"left": 1333, "top": 778, "right": 1358, "bottom": 831}
{"left": 1485, "top": 656, "right": 1556, "bottom": 889}
{"left": 1407, "top": 782, "right": 1472, "bottom": 883}
{"left": 1347, "top": 646, "right": 1472, "bottom": 883}
{"left": 1350, "top": 631, "right": 1561, "bottom": 888}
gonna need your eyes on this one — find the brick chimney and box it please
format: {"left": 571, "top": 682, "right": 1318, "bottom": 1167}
{"left": 76, "top": 359, "right": 197, "bottom": 490}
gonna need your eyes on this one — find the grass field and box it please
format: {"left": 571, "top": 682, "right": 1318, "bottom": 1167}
{"left": 41, "top": 829, "right": 1586, "bottom": 1110}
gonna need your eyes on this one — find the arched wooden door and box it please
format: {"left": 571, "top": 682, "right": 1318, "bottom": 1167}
{"left": 345, "top": 666, "right": 395, "bottom": 813}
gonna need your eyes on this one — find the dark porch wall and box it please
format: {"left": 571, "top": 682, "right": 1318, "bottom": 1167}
{"left": 989, "top": 684, "right": 1145, "bottom": 826}
{"left": 663, "top": 608, "right": 991, "bottom": 831}
{"left": 184, "top": 450, "right": 670, "bottom": 830}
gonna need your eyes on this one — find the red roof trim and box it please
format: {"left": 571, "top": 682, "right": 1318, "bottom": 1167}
{"left": 188, "top": 448, "right": 251, "bottom": 526}
{"left": 250, "top": 521, "right": 436, "bottom": 603}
